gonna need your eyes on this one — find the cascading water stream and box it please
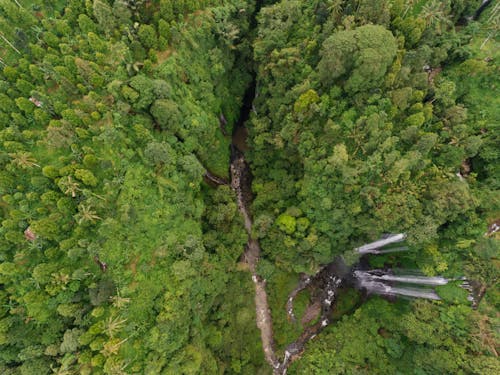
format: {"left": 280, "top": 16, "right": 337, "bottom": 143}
{"left": 355, "top": 233, "right": 406, "bottom": 254}
{"left": 355, "top": 270, "right": 450, "bottom": 286}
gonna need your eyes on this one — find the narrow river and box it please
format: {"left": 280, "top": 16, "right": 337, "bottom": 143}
{"left": 230, "top": 88, "right": 280, "bottom": 370}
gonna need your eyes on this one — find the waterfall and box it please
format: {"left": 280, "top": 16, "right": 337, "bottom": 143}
{"left": 354, "top": 274, "right": 442, "bottom": 300}
{"left": 353, "top": 269, "right": 476, "bottom": 302}
{"left": 359, "top": 270, "right": 450, "bottom": 286}
{"left": 389, "top": 286, "right": 441, "bottom": 300}
{"left": 279, "top": 232, "right": 478, "bottom": 372}
{"left": 373, "top": 246, "right": 409, "bottom": 254}
{"left": 356, "top": 233, "right": 406, "bottom": 254}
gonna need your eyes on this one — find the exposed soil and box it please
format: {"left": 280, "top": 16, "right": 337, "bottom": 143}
{"left": 301, "top": 301, "right": 322, "bottom": 326}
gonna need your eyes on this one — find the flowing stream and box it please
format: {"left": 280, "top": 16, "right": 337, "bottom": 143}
{"left": 227, "top": 1, "right": 284, "bottom": 371}
{"left": 228, "top": 63, "right": 285, "bottom": 367}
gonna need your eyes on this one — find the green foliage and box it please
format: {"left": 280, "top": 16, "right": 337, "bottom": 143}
{"left": 248, "top": 0, "right": 498, "bottom": 372}
{"left": 144, "top": 141, "right": 175, "bottom": 167}
{"left": 92, "top": 0, "right": 116, "bottom": 36}
{"left": 436, "top": 282, "right": 470, "bottom": 304}
{"left": 138, "top": 24, "right": 158, "bottom": 50}
{"left": 0, "top": 1, "right": 260, "bottom": 373}
{"left": 150, "top": 99, "right": 182, "bottom": 132}
{"left": 0, "top": 1, "right": 497, "bottom": 374}
{"left": 74, "top": 169, "right": 98, "bottom": 187}
{"left": 319, "top": 24, "right": 397, "bottom": 93}
{"left": 276, "top": 213, "right": 296, "bottom": 234}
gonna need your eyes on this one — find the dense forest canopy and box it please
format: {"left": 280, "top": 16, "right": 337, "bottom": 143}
{"left": 0, "top": 0, "right": 498, "bottom": 374}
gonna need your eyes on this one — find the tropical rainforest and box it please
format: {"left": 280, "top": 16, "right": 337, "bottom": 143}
{"left": 0, "top": 0, "right": 498, "bottom": 374}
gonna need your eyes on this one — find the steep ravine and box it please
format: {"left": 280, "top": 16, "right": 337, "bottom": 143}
{"left": 227, "top": 0, "right": 282, "bottom": 371}
{"left": 230, "top": 116, "right": 280, "bottom": 370}
{"left": 227, "top": 1, "right": 333, "bottom": 372}
{"left": 229, "top": 88, "right": 336, "bottom": 374}
{"left": 229, "top": 65, "right": 331, "bottom": 375}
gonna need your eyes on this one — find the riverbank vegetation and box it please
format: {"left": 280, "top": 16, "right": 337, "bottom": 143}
{"left": 0, "top": 1, "right": 498, "bottom": 374}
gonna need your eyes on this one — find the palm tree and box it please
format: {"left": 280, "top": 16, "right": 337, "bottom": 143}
{"left": 101, "top": 338, "right": 129, "bottom": 357}
{"left": 110, "top": 291, "right": 131, "bottom": 309}
{"left": 481, "top": 2, "right": 499, "bottom": 49}
{"left": 50, "top": 365, "right": 75, "bottom": 375}
{"left": 75, "top": 204, "right": 101, "bottom": 225}
{"left": 402, "top": 0, "right": 417, "bottom": 18}
{"left": 420, "top": 0, "right": 452, "bottom": 34}
{"left": 9, "top": 152, "right": 40, "bottom": 168}
{"left": 105, "top": 316, "right": 128, "bottom": 338}
{"left": 327, "top": 0, "right": 344, "bottom": 17}
{"left": 0, "top": 32, "right": 21, "bottom": 54}
{"left": 52, "top": 272, "right": 70, "bottom": 290}
{"left": 58, "top": 176, "right": 80, "bottom": 197}
{"left": 102, "top": 358, "right": 130, "bottom": 375}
